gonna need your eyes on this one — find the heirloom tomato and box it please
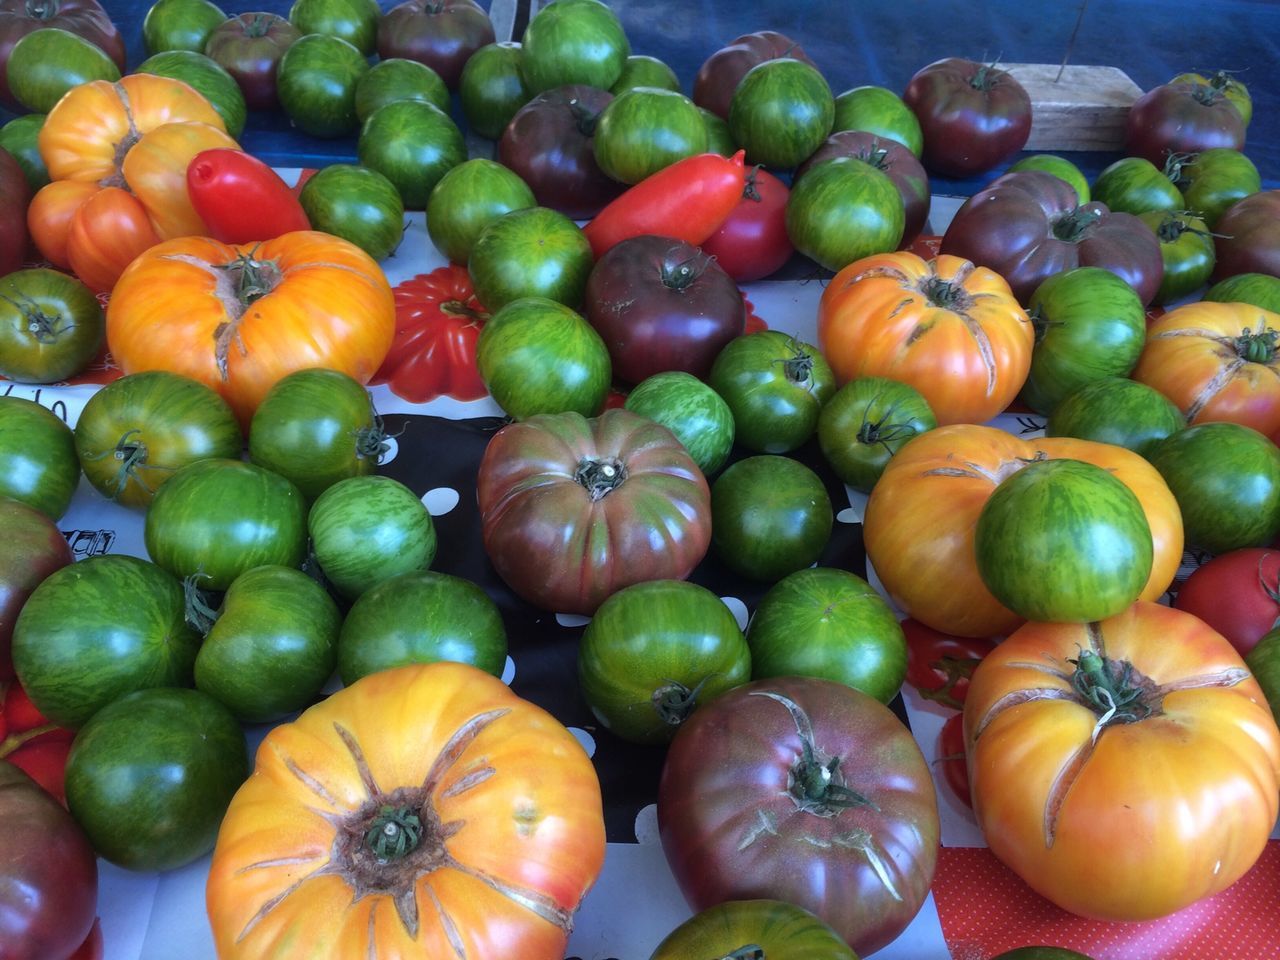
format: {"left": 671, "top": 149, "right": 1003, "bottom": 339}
{"left": 1170, "top": 69, "right": 1251, "bottom": 125}
{"left": 728, "top": 58, "right": 834, "bottom": 171}
{"left": 1174, "top": 548, "right": 1280, "bottom": 657}
{"left": 354, "top": 56, "right": 452, "bottom": 118}
{"left": 1204, "top": 272, "right": 1280, "bottom": 313}
{"left": 610, "top": 53, "right": 678, "bottom": 96}
{"left": 377, "top": 0, "right": 494, "bottom": 90}
{"left": 1139, "top": 210, "right": 1216, "bottom": 305}
{"left": 818, "top": 376, "right": 937, "bottom": 493}
{"left": 1090, "top": 156, "right": 1183, "bottom": 216}
{"left": 937, "top": 712, "right": 971, "bottom": 808}
{"left": 0, "top": 0, "right": 126, "bottom": 110}
{"left": 426, "top": 158, "right": 535, "bottom": 265}
{"left": 468, "top": 206, "right": 593, "bottom": 311}
{"left": 106, "top": 231, "right": 395, "bottom": 425}
{"left": 1045, "top": 377, "right": 1185, "bottom": 458}
{"left": 964, "top": 602, "right": 1280, "bottom": 920}
{"left": 0, "top": 498, "right": 72, "bottom": 679}
{"left": 357, "top": 99, "right": 466, "bottom": 210}
{"left": 518, "top": 0, "right": 628, "bottom": 94}
{"left": 0, "top": 395, "right": 78, "bottom": 520}
{"left": 206, "top": 662, "right": 606, "bottom": 960}
{"left": 1213, "top": 190, "right": 1280, "bottom": 281}
{"left": 0, "top": 267, "right": 103, "bottom": 384}
{"left": 832, "top": 84, "right": 923, "bottom": 157}
{"left": 289, "top": 0, "right": 379, "bottom": 57}
{"left": 863, "top": 425, "right": 1184, "bottom": 638}
{"left": 458, "top": 40, "right": 528, "bottom": 140}
{"left": 818, "top": 252, "right": 1033, "bottom": 425}
{"left": 693, "top": 30, "right": 815, "bottom": 121}
{"left": 1008, "top": 154, "right": 1090, "bottom": 204}
{"left": 204, "top": 12, "right": 301, "bottom": 110}
{"left": 649, "top": 900, "right": 855, "bottom": 960}
{"left": 0, "top": 144, "right": 28, "bottom": 276}
{"left": 186, "top": 148, "right": 311, "bottom": 244}
{"left": 623, "top": 371, "right": 735, "bottom": 477}
{"left": 135, "top": 49, "right": 248, "bottom": 139}
{"left": 784, "top": 156, "right": 903, "bottom": 271}
{"left": 1132, "top": 300, "right": 1280, "bottom": 438}
{"left": 594, "top": 87, "right": 707, "bottom": 185}
{"left": 658, "top": 676, "right": 939, "bottom": 957}
{"left": 476, "top": 408, "right": 711, "bottom": 615}
{"left": 1167, "top": 147, "right": 1260, "bottom": 228}
{"left": 276, "top": 33, "right": 368, "bottom": 138}
{"left": 699, "top": 165, "right": 793, "bottom": 282}
{"left": 5, "top": 26, "right": 119, "bottom": 112}
{"left": 142, "top": 0, "right": 225, "bottom": 55}
{"left": 1125, "top": 81, "right": 1246, "bottom": 166}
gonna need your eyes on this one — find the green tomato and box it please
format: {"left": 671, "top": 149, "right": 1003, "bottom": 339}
{"left": 708, "top": 330, "right": 835, "bottom": 454}
{"left": 729, "top": 58, "right": 834, "bottom": 170}
{"left": 698, "top": 106, "right": 736, "bottom": 156}
{"left": 817, "top": 376, "right": 936, "bottom": 492}
{"left": 354, "top": 58, "right": 450, "bottom": 124}
{"left": 1203, "top": 273, "right": 1280, "bottom": 313}
{"left": 0, "top": 114, "right": 49, "bottom": 190}
{"left": 476, "top": 296, "right": 611, "bottom": 419}
{"left": 785, "top": 156, "right": 904, "bottom": 271}
{"left": 142, "top": 0, "right": 227, "bottom": 55}
{"left": 135, "top": 50, "right": 247, "bottom": 139}
{"left": 1009, "top": 154, "right": 1091, "bottom": 204}
{"left": 1092, "top": 157, "right": 1183, "bottom": 215}
{"left": 650, "top": 900, "right": 856, "bottom": 960}
{"left": 0, "top": 396, "right": 78, "bottom": 520}
{"left": 1139, "top": 210, "right": 1216, "bottom": 305}
{"left": 1168, "top": 147, "right": 1261, "bottom": 228}
{"left": 975, "top": 458, "right": 1153, "bottom": 622}
{"left": 338, "top": 570, "right": 508, "bottom": 685}
{"left": 610, "top": 55, "right": 679, "bottom": 96}
{"left": 193, "top": 565, "right": 340, "bottom": 723}
{"left": 711, "top": 455, "right": 833, "bottom": 583}
{"left": 1045, "top": 377, "right": 1185, "bottom": 458}
{"left": 426, "top": 158, "right": 537, "bottom": 265}
{"left": 624, "top": 371, "right": 735, "bottom": 476}
{"left": 65, "top": 687, "right": 247, "bottom": 871}
{"left": 6, "top": 28, "right": 120, "bottom": 113}
{"left": 459, "top": 41, "right": 530, "bottom": 140}
{"left": 747, "top": 567, "right": 907, "bottom": 703}
{"left": 468, "top": 206, "right": 594, "bottom": 310}
{"left": 298, "top": 163, "right": 405, "bottom": 262}
{"left": 1245, "top": 627, "right": 1280, "bottom": 724}
{"left": 0, "top": 268, "right": 103, "bottom": 384}
{"left": 832, "top": 84, "right": 923, "bottom": 157}
{"left": 578, "top": 579, "right": 750, "bottom": 744}
{"left": 276, "top": 33, "right": 369, "bottom": 138}
{"left": 519, "top": 0, "right": 630, "bottom": 94}
{"left": 308, "top": 474, "right": 436, "bottom": 601}
{"left": 357, "top": 100, "right": 467, "bottom": 210}
{"left": 594, "top": 87, "right": 707, "bottom": 184}
{"left": 288, "top": 0, "right": 380, "bottom": 55}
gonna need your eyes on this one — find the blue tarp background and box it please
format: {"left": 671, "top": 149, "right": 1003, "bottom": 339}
{"left": 68, "top": 0, "right": 1279, "bottom": 195}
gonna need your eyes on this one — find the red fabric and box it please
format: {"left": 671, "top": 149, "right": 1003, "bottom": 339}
{"left": 933, "top": 842, "right": 1280, "bottom": 960}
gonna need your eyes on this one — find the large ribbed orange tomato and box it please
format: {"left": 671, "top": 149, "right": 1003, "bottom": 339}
{"left": 29, "top": 74, "right": 237, "bottom": 290}
{"left": 1132, "top": 300, "right": 1280, "bottom": 438}
{"left": 817, "top": 252, "right": 1034, "bottom": 425}
{"left": 106, "top": 232, "right": 394, "bottom": 423}
{"left": 863, "top": 425, "right": 1183, "bottom": 638}
{"left": 206, "top": 662, "right": 606, "bottom": 959}
{"left": 964, "top": 602, "right": 1280, "bottom": 920}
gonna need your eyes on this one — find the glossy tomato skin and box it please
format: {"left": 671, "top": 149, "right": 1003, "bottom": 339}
{"left": 1171, "top": 147, "right": 1261, "bottom": 228}
{"left": 658, "top": 676, "right": 939, "bottom": 957}
{"left": 699, "top": 166, "right": 793, "bottom": 282}
{"left": 477, "top": 408, "right": 711, "bottom": 615}
{"left": 693, "top": 31, "right": 815, "bottom": 121}
{"left": 0, "top": 144, "right": 29, "bottom": 275}
{"left": 0, "top": 267, "right": 103, "bottom": 384}
{"left": 459, "top": 40, "right": 529, "bottom": 140}
{"left": 1045, "top": 376, "right": 1185, "bottom": 458}
{"left": 578, "top": 579, "right": 751, "bottom": 745}
{"left": 1213, "top": 190, "right": 1280, "bottom": 281}
{"left": 937, "top": 711, "right": 971, "bottom": 808}
{"left": 1090, "top": 156, "right": 1183, "bottom": 216}
{"left": 585, "top": 235, "right": 745, "bottom": 385}
{"left": 708, "top": 330, "right": 835, "bottom": 453}
{"left": 498, "top": 84, "right": 621, "bottom": 220}
{"left": 817, "top": 376, "right": 936, "bottom": 492}
{"left": 746, "top": 567, "right": 907, "bottom": 703}
{"left": 426, "top": 158, "right": 536, "bottom": 265}
{"left": 832, "top": 84, "right": 924, "bottom": 157}
{"left": 205, "top": 12, "right": 302, "bottom": 110}
{"left": 1174, "top": 548, "right": 1280, "bottom": 657}
{"left": 623, "top": 371, "right": 735, "bottom": 477}
{"left": 468, "top": 206, "right": 594, "bottom": 311}
{"left": 901, "top": 618, "right": 998, "bottom": 711}
{"left": 1125, "top": 81, "right": 1246, "bottom": 166}
{"left": 594, "top": 87, "right": 707, "bottom": 185}
{"left": 249, "top": 367, "right": 381, "bottom": 502}
{"left": 0, "top": 500, "right": 71, "bottom": 679}
{"left": 942, "top": 170, "right": 1164, "bottom": 305}
{"left": 728, "top": 58, "right": 834, "bottom": 171}
{"left": 206, "top": 663, "right": 605, "bottom": 960}
{"left": 518, "top": 0, "right": 628, "bottom": 94}
{"left": 0, "top": 396, "right": 79, "bottom": 520}
{"left": 964, "top": 602, "right": 1280, "bottom": 920}
{"left": 1204, "top": 273, "right": 1280, "bottom": 312}
{"left": 0, "top": 0, "right": 126, "bottom": 110}
{"left": 145, "top": 458, "right": 308, "bottom": 591}
{"left": 377, "top": 0, "right": 494, "bottom": 89}
{"left": 337, "top": 570, "right": 508, "bottom": 684}
{"left": 903, "top": 58, "right": 1031, "bottom": 177}
{"left": 187, "top": 149, "right": 311, "bottom": 244}
{"left": 276, "top": 33, "right": 369, "bottom": 138}
{"left": 784, "top": 155, "right": 904, "bottom": 272}
{"left": 12, "top": 555, "right": 201, "bottom": 729}
{"left": 0, "top": 762, "right": 98, "bottom": 960}
{"left": 1139, "top": 210, "right": 1216, "bottom": 305}
{"left": 649, "top": 900, "right": 856, "bottom": 960}
{"left": 711, "top": 455, "right": 833, "bottom": 583}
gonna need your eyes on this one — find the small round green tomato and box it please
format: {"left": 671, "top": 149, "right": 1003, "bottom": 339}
{"left": 610, "top": 55, "right": 680, "bottom": 96}
{"left": 833, "top": 84, "right": 923, "bottom": 157}
{"left": 698, "top": 107, "right": 736, "bottom": 156}
{"left": 459, "top": 41, "right": 530, "bottom": 140}
{"left": 309, "top": 474, "right": 436, "bottom": 601}
{"left": 6, "top": 28, "right": 120, "bottom": 113}
{"left": 0, "top": 396, "right": 79, "bottom": 520}
{"left": 298, "top": 163, "right": 405, "bottom": 262}
{"left": 1139, "top": 210, "right": 1216, "bottom": 305}
{"left": 354, "top": 58, "right": 450, "bottom": 123}
{"left": 193, "top": 565, "right": 340, "bottom": 723}
{"left": 729, "top": 58, "right": 834, "bottom": 170}
{"left": 817, "top": 376, "right": 936, "bottom": 493}
{"left": 426, "top": 158, "right": 537, "bottom": 265}
{"left": 519, "top": 0, "right": 630, "bottom": 94}
{"left": 1091, "top": 156, "right": 1183, "bottom": 216}
{"left": 577, "top": 579, "right": 751, "bottom": 745}
{"left": 975, "top": 458, "right": 1153, "bottom": 623}
{"left": 624, "top": 371, "right": 735, "bottom": 476}
{"left": 289, "top": 0, "right": 380, "bottom": 55}
{"left": 468, "top": 206, "right": 594, "bottom": 310}
{"left": 476, "top": 296, "right": 611, "bottom": 419}
{"left": 1009, "top": 154, "right": 1091, "bottom": 204}
{"left": 338, "top": 570, "right": 508, "bottom": 685}
{"left": 747, "top": 567, "right": 907, "bottom": 703}
{"left": 711, "top": 455, "right": 833, "bottom": 583}
{"left": 1203, "top": 273, "right": 1280, "bottom": 313}
{"left": 357, "top": 99, "right": 467, "bottom": 210}
{"left": 0, "top": 268, "right": 104, "bottom": 384}
{"left": 1046, "top": 377, "right": 1185, "bottom": 458}
{"left": 142, "top": 0, "right": 227, "bottom": 55}
{"left": 785, "top": 156, "right": 904, "bottom": 271}
{"left": 708, "top": 330, "right": 835, "bottom": 454}
{"left": 65, "top": 687, "right": 247, "bottom": 872}
{"left": 594, "top": 87, "right": 707, "bottom": 185}
{"left": 276, "top": 33, "right": 369, "bottom": 138}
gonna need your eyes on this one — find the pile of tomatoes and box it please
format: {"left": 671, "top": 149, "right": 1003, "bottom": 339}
{"left": 2, "top": 0, "right": 1280, "bottom": 959}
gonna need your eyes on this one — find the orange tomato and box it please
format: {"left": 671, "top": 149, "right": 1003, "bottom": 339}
{"left": 863, "top": 424, "right": 1184, "bottom": 638}
{"left": 817, "top": 252, "right": 1034, "bottom": 425}
{"left": 206, "top": 662, "right": 606, "bottom": 960}
{"left": 26, "top": 180, "right": 99, "bottom": 269}
{"left": 1132, "top": 300, "right": 1280, "bottom": 438}
{"left": 106, "top": 231, "right": 395, "bottom": 424}
{"left": 964, "top": 601, "right": 1280, "bottom": 920}
{"left": 65, "top": 188, "right": 160, "bottom": 293}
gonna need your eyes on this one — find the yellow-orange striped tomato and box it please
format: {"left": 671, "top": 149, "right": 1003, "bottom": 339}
{"left": 206, "top": 662, "right": 606, "bottom": 960}
{"left": 817, "top": 252, "right": 1034, "bottom": 425}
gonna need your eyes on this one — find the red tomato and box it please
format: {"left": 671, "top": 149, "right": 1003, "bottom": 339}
{"left": 699, "top": 165, "right": 793, "bottom": 282}
{"left": 187, "top": 149, "right": 311, "bottom": 244}
{"left": 371, "top": 265, "right": 489, "bottom": 403}
{"left": 902, "top": 618, "right": 999, "bottom": 710}
{"left": 937, "top": 711, "right": 971, "bottom": 808}
{"left": 3, "top": 682, "right": 49, "bottom": 733}
{"left": 1174, "top": 548, "right": 1280, "bottom": 656}
{"left": 67, "top": 919, "right": 104, "bottom": 960}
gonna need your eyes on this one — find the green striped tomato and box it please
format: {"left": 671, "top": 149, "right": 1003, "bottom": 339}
{"left": 1092, "top": 157, "right": 1183, "bottom": 215}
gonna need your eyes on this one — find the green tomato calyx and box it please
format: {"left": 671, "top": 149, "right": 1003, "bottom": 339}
{"left": 919, "top": 275, "right": 971, "bottom": 312}
{"left": 575, "top": 457, "right": 627, "bottom": 500}
{"left": 1069, "top": 650, "right": 1156, "bottom": 730}
{"left": 716, "top": 948, "right": 766, "bottom": 960}
{"left": 1237, "top": 326, "right": 1278, "bottom": 364}
{"left": 651, "top": 676, "right": 712, "bottom": 727}
{"left": 0, "top": 288, "right": 75, "bottom": 344}
{"left": 1051, "top": 207, "right": 1105, "bottom": 243}
{"left": 365, "top": 805, "right": 424, "bottom": 861}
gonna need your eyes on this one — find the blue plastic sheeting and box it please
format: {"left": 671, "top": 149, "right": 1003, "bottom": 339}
{"left": 7, "top": 0, "right": 1278, "bottom": 193}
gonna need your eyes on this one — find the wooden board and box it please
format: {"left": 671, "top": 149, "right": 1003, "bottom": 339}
{"left": 1002, "top": 63, "right": 1144, "bottom": 152}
